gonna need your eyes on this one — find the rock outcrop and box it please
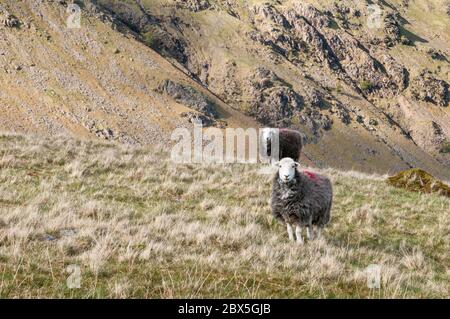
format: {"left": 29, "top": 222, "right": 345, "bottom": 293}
{"left": 243, "top": 67, "right": 303, "bottom": 126}
{"left": 284, "top": 11, "right": 341, "bottom": 71}
{"left": 293, "top": 3, "right": 331, "bottom": 29}
{"left": 174, "top": 0, "right": 210, "bottom": 12}
{"left": 180, "top": 111, "right": 223, "bottom": 128}
{"left": 156, "top": 79, "right": 218, "bottom": 118}
{"left": 383, "top": 13, "right": 402, "bottom": 47}
{"left": 381, "top": 55, "right": 409, "bottom": 92}
{"left": 411, "top": 71, "right": 449, "bottom": 107}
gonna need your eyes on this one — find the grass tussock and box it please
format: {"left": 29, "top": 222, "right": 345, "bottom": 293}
{"left": 387, "top": 168, "right": 450, "bottom": 197}
{"left": 0, "top": 133, "right": 449, "bottom": 298}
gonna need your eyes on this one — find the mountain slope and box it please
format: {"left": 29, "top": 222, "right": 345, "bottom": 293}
{"left": 96, "top": 0, "right": 450, "bottom": 177}
{"left": 0, "top": 0, "right": 449, "bottom": 178}
{"left": 0, "top": 0, "right": 256, "bottom": 145}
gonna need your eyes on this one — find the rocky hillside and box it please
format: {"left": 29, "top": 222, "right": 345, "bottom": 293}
{"left": 0, "top": 0, "right": 256, "bottom": 144}
{"left": 0, "top": 0, "right": 449, "bottom": 178}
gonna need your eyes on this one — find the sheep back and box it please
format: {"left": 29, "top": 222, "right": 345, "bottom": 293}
{"left": 262, "top": 128, "right": 303, "bottom": 161}
{"left": 279, "top": 129, "right": 303, "bottom": 161}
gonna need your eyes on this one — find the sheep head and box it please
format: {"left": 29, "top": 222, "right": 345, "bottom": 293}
{"left": 276, "top": 157, "right": 299, "bottom": 183}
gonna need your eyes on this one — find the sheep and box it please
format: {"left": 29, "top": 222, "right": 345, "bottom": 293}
{"left": 270, "top": 157, "right": 332, "bottom": 244}
{"left": 0, "top": 11, "right": 19, "bottom": 28}
{"left": 0, "top": 8, "right": 20, "bottom": 28}
{"left": 260, "top": 128, "right": 303, "bottom": 162}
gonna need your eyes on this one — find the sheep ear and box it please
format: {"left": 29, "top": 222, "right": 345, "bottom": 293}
{"left": 273, "top": 160, "right": 280, "bottom": 167}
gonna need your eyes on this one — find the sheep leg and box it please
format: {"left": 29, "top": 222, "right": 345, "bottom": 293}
{"left": 316, "top": 227, "right": 322, "bottom": 239}
{"left": 306, "top": 226, "right": 312, "bottom": 240}
{"left": 286, "top": 223, "right": 294, "bottom": 241}
{"left": 295, "top": 225, "right": 303, "bottom": 245}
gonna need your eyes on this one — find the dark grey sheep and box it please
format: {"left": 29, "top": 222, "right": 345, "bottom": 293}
{"left": 261, "top": 128, "right": 303, "bottom": 161}
{"left": 270, "top": 158, "right": 332, "bottom": 244}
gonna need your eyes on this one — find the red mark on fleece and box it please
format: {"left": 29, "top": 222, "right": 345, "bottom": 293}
{"left": 303, "top": 170, "right": 318, "bottom": 182}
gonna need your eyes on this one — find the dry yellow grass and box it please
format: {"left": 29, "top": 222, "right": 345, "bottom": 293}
{"left": 0, "top": 133, "right": 449, "bottom": 298}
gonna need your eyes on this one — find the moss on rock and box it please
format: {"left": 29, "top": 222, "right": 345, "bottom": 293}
{"left": 387, "top": 168, "right": 450, "bottom": 197}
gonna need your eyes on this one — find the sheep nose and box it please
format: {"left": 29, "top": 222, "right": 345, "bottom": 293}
{"left": 284, "top": 175, "right": 289, "bottom": 179}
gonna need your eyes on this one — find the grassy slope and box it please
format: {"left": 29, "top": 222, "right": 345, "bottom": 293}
{"left": 0, "top": 133, "right": 448, "bottom": 298}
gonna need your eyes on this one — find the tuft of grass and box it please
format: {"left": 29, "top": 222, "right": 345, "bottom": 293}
{"left": 359, "top": 80, "right": 374, "bottom": 92}
{"left": 142, "top": 31, "right": 154, "bottom": 48}
{"left": 440, "top": 141, "right": 450, "bottom": 154}
{"left": 0, "top": 133, "right": 448, "bottom": 298}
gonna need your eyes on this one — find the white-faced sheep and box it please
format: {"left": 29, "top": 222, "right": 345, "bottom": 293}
{"left": 270, "top": 157, "right": 332, "bottom": 244}
{"left": 261, "top": 128, "right": 303, "bottom": 161}
{"left": 0, "top": 12, "right": 19, "bottom": 28}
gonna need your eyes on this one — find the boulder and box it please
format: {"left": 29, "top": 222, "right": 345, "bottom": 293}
{"left": 248, "top": 4, "right": 303, "bottom": 57}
